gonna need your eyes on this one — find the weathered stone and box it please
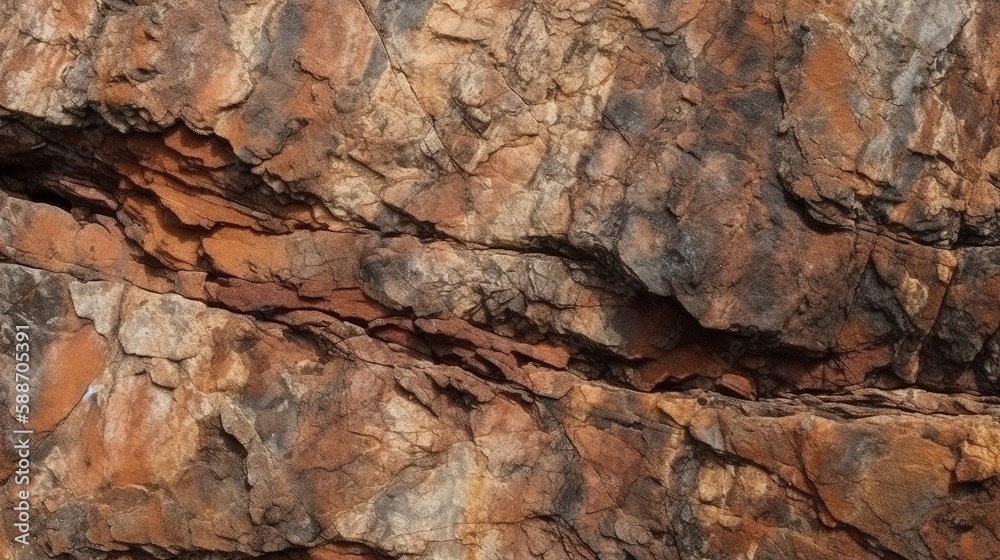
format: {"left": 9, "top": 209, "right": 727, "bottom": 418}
{"left": 3, "top": 0, "right": 1000, "bottom": 558}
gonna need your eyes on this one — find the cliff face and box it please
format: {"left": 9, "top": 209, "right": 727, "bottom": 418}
{"left": 2, "top": 0, "right": 1000, "bottom": 558}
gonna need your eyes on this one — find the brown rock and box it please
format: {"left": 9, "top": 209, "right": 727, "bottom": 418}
{"left": 3, "top": 0, "right": 1000, "bottom": 558}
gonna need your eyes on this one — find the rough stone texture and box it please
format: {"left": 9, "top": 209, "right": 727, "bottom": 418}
{"left": 1, "top": 0, "right": 1000, "bottom": 558}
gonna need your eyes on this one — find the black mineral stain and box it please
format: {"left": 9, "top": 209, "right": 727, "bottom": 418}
{"left": 603, "top": 93, "right": 649, "bottom": 136}
{"left": 1, "top": 266, "right": 73, "bottom": 353}
{"left": 362, "top": 40, "right": 390, "bottom": 86}
{"left": 373, "top": 0, "right": 434, "bottom": 33}
{"left": 725, "top": 88, "right": 783, "bottom": 129}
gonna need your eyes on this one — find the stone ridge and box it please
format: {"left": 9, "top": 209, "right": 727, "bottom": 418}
{"left": 0, "top": 0, "right": 999, "bottom": 558}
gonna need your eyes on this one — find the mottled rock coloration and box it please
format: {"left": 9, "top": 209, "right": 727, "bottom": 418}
{"left": 1, "top": 0, "right": 1000, "bottom": 558}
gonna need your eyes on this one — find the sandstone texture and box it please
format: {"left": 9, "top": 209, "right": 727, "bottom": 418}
{"left": 1, "top": 0, "right": 1000, "bottom": 558}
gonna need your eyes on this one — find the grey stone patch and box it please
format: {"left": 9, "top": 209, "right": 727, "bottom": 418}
{"left": 374, "top": 0, "right": 435, "bottom": 34}
{"left": 849, "top": 0, "right": 974, "bottom": 107}
{"left": 117, "top": 289, "right": 209, "bottom": 361}
{"left": 69, "top": 281, "right": 125, "bottom": 338}
{"left": 850, "top": 0, "right": 974, "bottom": 54}
{"left": 353, "top": 443, "right": 473, "bottom": 556}
{"left": 0, "top": 264, "right": 75, "bottom": 353}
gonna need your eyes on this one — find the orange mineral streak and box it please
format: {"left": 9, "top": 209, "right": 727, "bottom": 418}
{"left": 102, "top": 381, "right": 159, "bottom": 487}
{"left": 799, "top": 34, "right": 866, "bottom": 159}
{"left": 5, "top": 198, "right": 129, "bottom": 277}
{"left": 31, "top": 325, "right": 108, "bottom": 433}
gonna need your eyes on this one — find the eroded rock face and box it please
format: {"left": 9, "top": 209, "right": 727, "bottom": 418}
{"left": 1, "top": 0, "right": 1000, "bottom": 558}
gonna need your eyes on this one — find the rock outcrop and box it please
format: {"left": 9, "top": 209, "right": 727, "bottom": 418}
{"left": 2, "top": 0, "right": 1000, "bottom": 558}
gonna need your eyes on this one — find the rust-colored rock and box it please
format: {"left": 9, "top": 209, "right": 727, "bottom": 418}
{"left": 2, "top": 0, "right": 1000, "bottom": 558}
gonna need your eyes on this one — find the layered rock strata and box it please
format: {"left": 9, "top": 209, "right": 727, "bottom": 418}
{"left": 1, "top": 0, "right": 1000, "bottom": 558}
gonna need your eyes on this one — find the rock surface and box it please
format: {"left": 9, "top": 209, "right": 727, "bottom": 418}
{"left": 1, "top": 0, "right": 1000, "bottom": 558}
